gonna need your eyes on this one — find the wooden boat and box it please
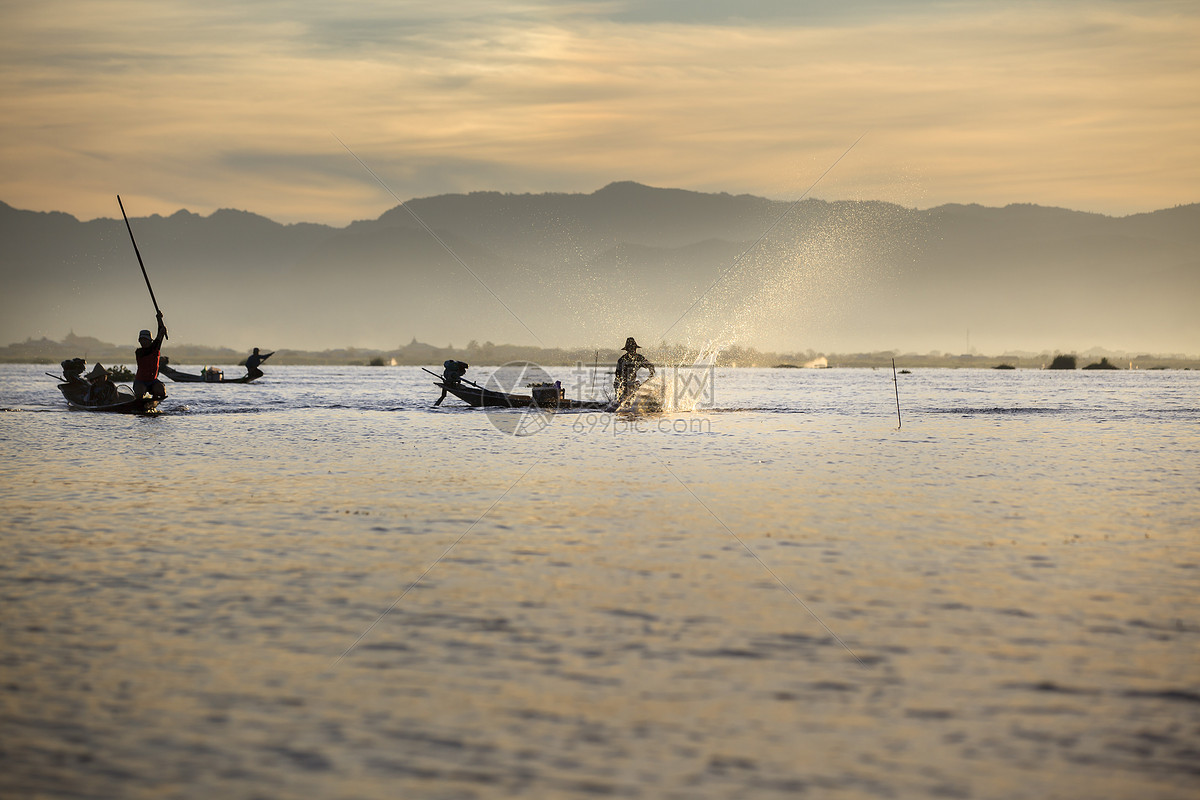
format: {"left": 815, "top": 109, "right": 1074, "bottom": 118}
{"left": 426, "top": 368, "right": 665, "bottom": 413}
{"left": 53, "top": 359, "right": 161, "bottom": 414}
{"left": 160, "top": 361, "right": 258, "bottom": 383}
{"left": 58, "top": 382, "right": 160, "bottom": 414}
{"left": 434, "top": 379, "right": 612, "bottom": 410}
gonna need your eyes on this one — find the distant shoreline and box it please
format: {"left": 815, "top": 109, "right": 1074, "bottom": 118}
{"left": 5, "top": 335, "right": 1197, "bottom": 370}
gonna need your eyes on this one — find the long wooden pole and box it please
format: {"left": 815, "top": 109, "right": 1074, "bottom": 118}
{"left": 116, "top": 196, "right": 165, "bottom": 333}
{"left": 590, "top": 349, "right": 599, "bottom": 399}
{"left": 892, "top": 358, "right": 902, "bottom": 428}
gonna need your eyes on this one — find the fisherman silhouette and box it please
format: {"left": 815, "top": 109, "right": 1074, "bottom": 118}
{"left": 613, "top": 337, "right": 654, "bottom": 403}
{"left": 58, "top": 358, "right": 117, "bottom": 406}
{"left": 245, "top": 347, "right": 275, "bottom": 380}
{"left": 133, "top": 313, "right": 168, "bottom": 400}
{"left": 85, "top": 363, "right": 119, "bottom": 405}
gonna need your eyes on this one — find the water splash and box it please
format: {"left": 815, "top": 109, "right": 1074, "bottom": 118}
{"left": 620, "top": 340, "right": 723, "bottom": 414}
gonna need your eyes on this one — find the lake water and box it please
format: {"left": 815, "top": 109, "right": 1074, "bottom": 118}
{"left": 1, "top": 363, "right": 1197, "bottom": 799}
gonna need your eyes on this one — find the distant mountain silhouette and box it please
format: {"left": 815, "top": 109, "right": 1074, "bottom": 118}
{"left": 1, "top": 185, "right": 1197, "bottom": 355}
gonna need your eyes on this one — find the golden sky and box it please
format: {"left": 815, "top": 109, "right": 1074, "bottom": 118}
{"left": 2, "top": 0, "right": 1198, "bottom": 225}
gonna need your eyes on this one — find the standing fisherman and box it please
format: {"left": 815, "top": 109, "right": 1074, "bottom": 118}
{"left": 614, "top": 337, "right": 655, "bottom": 403}
{"left": 118, "top": 195, "right": 168, "bottom": 401}
{"left": 133, "top": 312, "right": 168, "bottom": 400}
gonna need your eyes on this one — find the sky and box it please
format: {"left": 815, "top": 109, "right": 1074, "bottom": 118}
{"left": 2, "top": 0, "right": 1198, "bottom": 227}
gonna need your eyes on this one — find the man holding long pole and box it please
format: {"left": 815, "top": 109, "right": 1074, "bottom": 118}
{"left": 133, "top": 312, "right": 168, "bottom": 400}
{"left": 117, "top": 195, "right": 170, "bottom": 401}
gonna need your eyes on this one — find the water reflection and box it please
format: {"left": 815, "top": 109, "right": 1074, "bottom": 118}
{"left": 0, "top": 366, "right": 1197, "bottom": 798}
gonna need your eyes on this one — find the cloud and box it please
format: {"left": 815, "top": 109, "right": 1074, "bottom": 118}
{"left": 0, "top": 1, "right": 1196, "bottom": 223}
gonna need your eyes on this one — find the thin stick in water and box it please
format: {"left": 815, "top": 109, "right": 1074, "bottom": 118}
{"left": 590, "top": 349, "right": 599, "bottom": 399}
{"left": 892, "top": 358, "right": 902, "bottom": 428}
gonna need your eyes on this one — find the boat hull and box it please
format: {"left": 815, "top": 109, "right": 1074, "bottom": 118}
{"left": 436, "top": 382, "right": 611, "bottom": 411}
{"left": 59, "top": 384, "right": 160, "bottom": 414}
{"left": 160, "top": 365, "right": 257, "bottom": 383}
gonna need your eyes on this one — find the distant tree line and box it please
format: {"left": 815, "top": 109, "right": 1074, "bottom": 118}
{"left": 2, "top": 334, "right": 1196, "bottom": 369}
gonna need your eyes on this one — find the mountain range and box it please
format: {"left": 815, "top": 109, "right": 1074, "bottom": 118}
{"left": 2, "top": 182, "right": 1197, "bottom": 355}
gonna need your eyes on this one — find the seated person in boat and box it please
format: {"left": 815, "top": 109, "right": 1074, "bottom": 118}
{"left": 614, "top": 337, "right": 655, "bottom": 402}
{"left": 244, "top": 347, "right": 274, "bottom": 379}
{"left": 59, "top": 358, "right": 120, "bottom": 405}
{"left": 434, "top": 360, "right": 469, "bottom": 406}
{"left": 85, "top": 363, "right": 120, "bottom": 405}
{"left": 133, "top": 313, "right": 168, "bottom": 400}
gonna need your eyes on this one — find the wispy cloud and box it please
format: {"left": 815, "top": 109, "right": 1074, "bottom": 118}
{"left": 0, "top": 1, "right": 1196, "bottom": 223}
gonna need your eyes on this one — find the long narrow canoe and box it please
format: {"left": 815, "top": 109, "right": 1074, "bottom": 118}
{"left": 59, "top": 383, "right": 160, "bottom": 414}
{"left": 435, "top": 381, "right": 611, "bottom": 410}
{"left": 160, "top": 363, "right": 258, "bottom": 383}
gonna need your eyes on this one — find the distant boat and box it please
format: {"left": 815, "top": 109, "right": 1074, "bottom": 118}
{"left": 160, "top": 358, "right": 258, "bottom": 383}
{"left": 1047, "top": 354, "right": 1077, "bottom": 370}
{"left": 775, "top": 357, "right": 828, "bottom": 369}
{"left": 1082, "top": 357, "right": 1120, "bottom": 370}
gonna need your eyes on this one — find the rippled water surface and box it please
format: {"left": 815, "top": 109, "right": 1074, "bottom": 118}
{"left": 1, "top": 364, "right": 1198, "bottom": 799}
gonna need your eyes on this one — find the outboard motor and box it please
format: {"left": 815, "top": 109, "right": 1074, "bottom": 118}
{"left": 57, "top": 358, "right": 90, "bottom": 405}
{"left": 442, "top": 360, "right": 468, "bottom": 384}
{"left": 61, "top": 358, "right": 87, "bottom": 382}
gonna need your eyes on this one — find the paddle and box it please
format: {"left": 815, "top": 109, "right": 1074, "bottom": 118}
{"left": 116, "top": 195, "right": 167, "bottom": 339}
